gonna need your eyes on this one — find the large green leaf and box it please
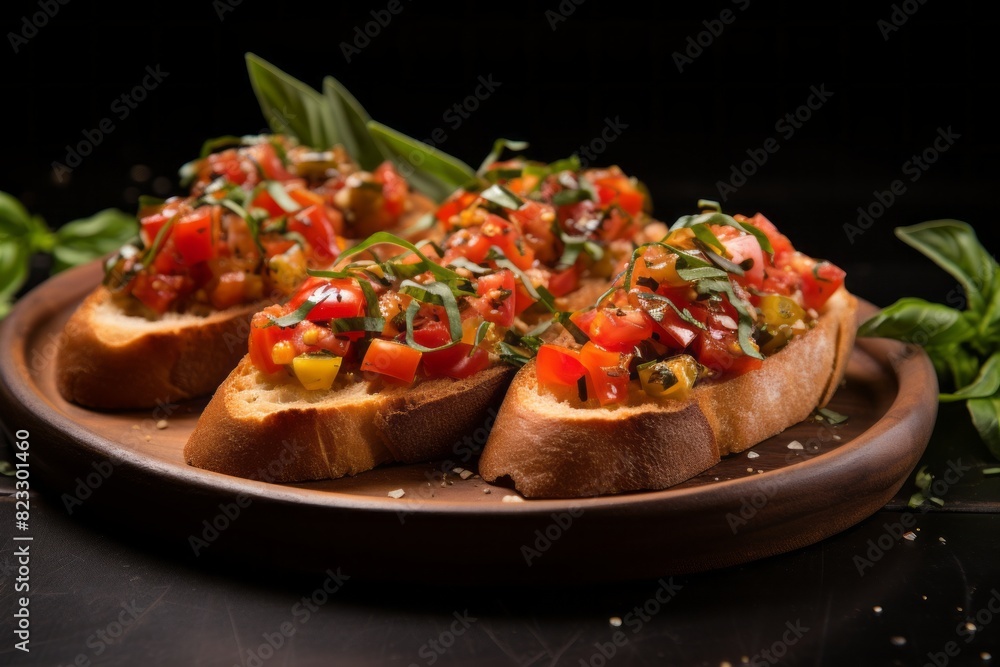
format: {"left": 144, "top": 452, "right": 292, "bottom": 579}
{"left": 245, "top": 53, "right": 338, "bottom": 149}
{"left": 896, "top": 220, "right": 998, "bottom": 312}
{"left": 857, "top": 297, "right": 976, "bottom": 346}
{"left": 53, "top": 208, "right": 138, "bottom": 273}
{"left": 968, "top": 392, "right": 1000, "bottom": 459}
{"left": 322, "top": 75, "right": 385, "bottom": 171}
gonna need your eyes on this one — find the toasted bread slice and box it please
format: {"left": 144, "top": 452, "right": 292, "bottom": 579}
{"left": 478, "top": 289, "right": 859, "bottom": 498}
{"left": 184, "top": 358, "right": 516, "bottom": 482}
{"left": 56, "top": 287, "right": 263, "bottom": 410}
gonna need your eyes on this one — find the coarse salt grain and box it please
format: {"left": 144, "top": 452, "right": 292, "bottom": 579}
{"left": 609, "top": 617, "right": 622, "bottom": 627}
{"left": 890, "top": 636, "right": 907, "bottom": 646}
{"left": 387, "top": 489, "right": 405, "bottom": 499}
{"left": 458, "top": 469, "right": 474, "bottom": 480}
{"left": 501, "top": 495, "right": 523, "bottom": 503}
{"left": 903, "top": 531, "right": 917, "bottom": 541}
{"left": 873, "top": 606, "right": 883, "bottom": 615}
{"left": 747, "top": 451, "right": 760, "bottom": 459}
{"left": 938, "top": 537, "right": 947, "bottom": 544}
{"left": 787, "top": 441, "right": 804, "bottom": 450}
{"left": 981, "top": 652, "right": 991, "bottom": 661}
{"left": 833, "top": 434, "right": 842, "bottom": 441}
{"left": 156, "top": 420, "right": 168, "bottom": 430}
{"left": 746, "top": 467, "right": 754, "bottom": 473}
{"left": 483, "top": 488, "right": 491, "bottom": 494}
{"left": 965, "top": 622, "right": 977, "bottom": 633}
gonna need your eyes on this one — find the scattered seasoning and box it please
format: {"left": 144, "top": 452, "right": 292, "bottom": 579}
{"left": 387, "top": 489, "right": 405, "bottom": 499}
{"left": 501, "top": 495, "right": 523, "bottom": 503}
{"left": 757, "top": 470, "right": 764, "bottom": 474}
{"left": 833, "top": 434, "right": 842, "bottom": 441}
{"left": 981, "top": 652, "right": 992, "bottom": 661}
{"left": 746, "top": 467, "right": 754, "bottom": 473}
{"left": 483, "top": 488, "right": 492, "bottom": 494}
{"left": 965, "top": 622, "right": 977, "bottom": 633}
{"left": 922, "top": 595, "right": 928, "bottom": 601}
{"left": 903, "top": 531, "right": 917, "bottom": 541}
{"left": 787, "top": 441, "right": 804, "bottom": 450}
{"left": 609, "top": 617, "right": 622, "bottom": 627}
{"left": 818, "top": 407, "right": 849, "bottom": 425}
{"left": 714, "top": 477, "right": 720, "bottom": 481}
{"left": 959, "top": 607, "right": 965, "bottom": 612}
{"left": 156, "top": 419, "right": 168, "bottom": 430}
{"left": 890, "top": 636, "right": 907, "bottom": 646}
{"left": 747, "top": 451, "right": 760, "bottom": 459}
{"left": 458, "top": 470, "right": 474, "bottom": 480}
{"left": 873, "top": 606, "right": 883, "bottom": 615}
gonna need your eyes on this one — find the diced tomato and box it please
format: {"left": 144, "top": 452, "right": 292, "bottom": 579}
{"left": 287, "top": 186, "right": 325, "bottom": 209}
{"left": 546, "top": 265, "right": 578, "bottom": 298}
{"left": 172, "top": 208, "right": 217, "bottom": 265}
{"left": 592, "top": 173, "right": 646, "bottom": 216}
{"left": 509, "top": 200, "right": 558, "bottom": 263}
{"left": 512, "top": 281, "right": 537, "bottom": 315}
{"left": 469, "top": 269, "right": 516, "bottom": 327}
{"left": 435, "top": 190, "right": 478, "bottom": 227}
{"left": 737, "top": 213, "right": 794, "bottom": 258}
{"left": 374, "top": 162, "right": 408, "bottom": 218}
{"left": 442, "top": 227, "right": 493, "bottom": 266}
{"left": 793, "top": 255, "right": 846, "bottom": 311}
{"left": 569, "top": 309, "right": 599, "bottom": 334}
{"left": 247, "top": 141, "right": 293, "bottom": 182}
{"left": 480, "top": 214, "right": 534, "bottom": 270}
{"left": 209, "top": 271, "right": 246, "bottom": 310}
{"left": 288, "top": 205, "right": 343, "bottom": 265}
{"left": 285, "top": 277, "right": 366, "bottom": 322}
{"left": 207, "top": 150, "right": 251, "bottom": 186}
{"left": 579, "top": 342, "right": 632, "bottom": 406}
{"left": 251, "top": 188, "right": 291, "bottom": 218}
{"left": 361, "top": 338, "right": 422, "bottom": 383}
{"left": 140, "top": 211, "right": 172, "bottom": 247}
{"left": 293, "top": 321, "right": 351, "bottom": 358}
{"left": 716, "top": 227, "right": 765, "bottom": 289}
{"left": 130, "top": 273, "right": 185, "bottom": 314}
{"left": 536, "top": 345, "right": 586, "bottom": 387}
{"left": 693, "top": 323, "right": 763, "bottom": 378}
{"left": 587, "top": 307, "right": 653, "bottom": 353}
{"left": 412, "top": 322, "right": 490, "bottom": 379}
{"left": 248, "top": 308, "right": 294, "bottom": 375}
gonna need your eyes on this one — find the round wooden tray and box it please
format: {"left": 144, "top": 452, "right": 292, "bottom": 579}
{"left": 0, "top": 262, "right": 939, "bottom": 582}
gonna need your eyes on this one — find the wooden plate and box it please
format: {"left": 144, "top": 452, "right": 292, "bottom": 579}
{"left": 0, "top": 262, "right": 939, "bottom": 582}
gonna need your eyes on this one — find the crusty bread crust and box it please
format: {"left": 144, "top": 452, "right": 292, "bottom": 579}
{"left": 478, "top": 289, "right": 859, "bottom": 498}
{"left": 56, "top": 287, "right": 262, "bottom": 410}
{"left": 184, "top": 358, "right": 515, "bottom": 482}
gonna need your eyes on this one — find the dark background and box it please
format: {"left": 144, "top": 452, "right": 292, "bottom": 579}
{"left": 3, "top": 0, "right": 997, "bottom": 305}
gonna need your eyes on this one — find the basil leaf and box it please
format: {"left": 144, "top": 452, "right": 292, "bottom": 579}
{"left": 246, "top": 53, "right": 339, "bottom": 149}
{"left": 931, "top": 344, "right": 982, "bottom": 391}
{"left": 694, "top": 277, "right": 762, "bottom": 359}
{"left": 367, "top": 121, "right": 480, "bottom": 203}
{"left": 670, "top": 210, "right": 774, "bottom": 255}
{"left": 968, "top": 392, "right": 1000, "bottom": 459}
{"left": 691, "top": 223, "right": 726, "bottom": 253}
{"left": 493, "top": 255, "right": 556, "bottom": 313}
{"left": 546, "top": 156, "right": 582, "bottom": 174}
{"left": 332, "top": 316, "right": 386, "bottom": 334}
{"left": 322, "top": 75, "right": 385, "bottom": 171}
{"left": 267, "top": 283, "right": 342, "bottom": 327}
{"left": 477, "top": 138, "right": 529, "bottom": 175}
{"left": 0, "top": 240, "right": 29, "bottom": 318}
{"left": 447, "top": 257, "right": 491, "bottom": 275}
{"left": 52, "top": 208, "right": 138, "bottom": 273}
{"left": 266, "top": 181, "right": 301, "bottom": 213}
{"left": 470, "top": 321, "right": 492, "bottom": 356}
{"left": 633, "top": 292, "right": 707, "bottom": 330}
{"left": 497, "top": 341, "right": 533, "bottom": 367}
{"left": 402, "top": 282, "right": 463, "bottom": 352}
{"left": 896, "top": 220, "right": 997, "bottom": 313}
{"left": 940, "top": 353, "right": 1000, "bottom": 402}
{"left": 0, "top": 191, "right": 33, "bottom": 238}
{"left": 199, "top": 135, "right": 246, "bottom": 158}
{"left": 857, "top": 298, "right": 975, "bottom": 346}
{"left": 552, "top": 188, "right": 592, "bottom": 206}
{"left": 335, "top": 231, "right": 461, "bottom": 283}
{"left": 479, "top": 184, "right": 524, "bottom": 210}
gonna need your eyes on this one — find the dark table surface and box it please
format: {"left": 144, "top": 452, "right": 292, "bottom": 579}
{"left": 2, "top": 274, "right": 1000, "bottom": 666}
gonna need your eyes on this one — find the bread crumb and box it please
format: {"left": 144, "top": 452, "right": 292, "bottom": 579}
{"left": 873, "top": 605, "right": 883, "bottom": 615}
{"left": 747, "top": 451, "right": 760, "bottom": 459}
{"left": 757, "top": 469, "right": 763, "bottom": 474}
{"left": 483, "top": 488, "right": 491, "bottom": 494}
{"left": 938, "top": 537, "right": 946, "bottom": 544}
{"left": 922, "top": 595, "right": 928, "bottom": 600}
{"left": 501, "top": 495, "right": 523, "bottom": 503}
{"left": 609, "top": 616, "right": 622, "bottom": 627}
{"left": 787, "top": 440, "right": 804, "bottom": 450}
{"left": 155, "top": 419, "right": 168, "bottom": 430}
{"left": 890, "top": 636, "right": 906, "bottom": 646}
{"left": 387, "top": 489, "right": 405, "bottom": 499}
{"left": 903, "top": 531, "right": 917, "bottom": 541}
{"left": 746, "top": 467, "right": 754, "bottom": 473}
{"left": 965, "top": 621, "right": 977, "bottom": 633}
{"left": 958, "top": 607, "right": 964, "bottom": 612}
{"left": 458, "top": 469, "right": 474, "bottom": 480}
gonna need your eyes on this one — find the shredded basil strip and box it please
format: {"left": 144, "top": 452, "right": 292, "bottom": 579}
{"left": 266, "top": 182, "right": 301, "bottom": 213}
{"left": 697, "top": 241, "right": 745, "bottom": 276}
{"left": 691, "top": 223, "right": 726, "bottom": 253}
{"left": 552, "top": 188, "right": 592, "bottom": 206}
{"left": 695, "top": 278, "right": 763, "bottom": 359}
{"left": 670, "top": 210, "right": 774, "bottom": 255}
{"left": 447, "top": 257, "right": 491, "bottom": 275}
{"left": 400, "top": 280, "right": 463, "bottom": 350}
{"left": 497, "top": 341, "right": 533, "bottom": 367}
{"left": 355, "top": 277, "right": 381, "bottom": 319}
{"left": 477, "top": 138, "right": 529, "bottom": 175}
{"left": 332, "top": 316, "right": 386, "bottom": 334}
{"left": 469, "top": 321, "right": 492, "bottom": 357}
{"left": 479, "top": 184, "right": 524, "bottom": 210}
{"left": 633, "top": 292, "right": 707, "bottom": 330}
{"left": 266, "top": 283, "right": 341, "bottom": 328}
{"left": 333, "top": 231, "right": 461, "bottom": 283}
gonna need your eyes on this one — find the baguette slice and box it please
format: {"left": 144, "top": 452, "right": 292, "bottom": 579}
{"left": 184, "top": 358, "right": 516, "bottom": 482}
{"left": 56, "top": 287, "right": 263, "bottom": 410}
{"left": 478, "top": 289, "right": 859, "bottom": 498}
